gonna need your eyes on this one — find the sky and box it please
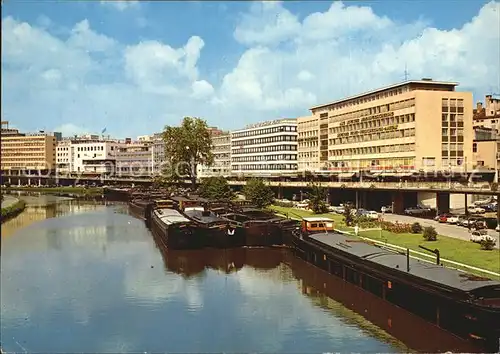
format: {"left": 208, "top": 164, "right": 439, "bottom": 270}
{"left": 1, "top": 0, "right": 499, "bottom": 139}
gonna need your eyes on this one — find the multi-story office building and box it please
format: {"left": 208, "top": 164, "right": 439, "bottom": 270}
{"left": 472, "top": 126, "right": 499, "bottom": 176}
{"left": 56, "top": 137, "right": 124, "bottom": 175}
{"left": 197, "top": 129, "right": 232, "bottom": 178}
{"left": 297, "top": 116, "right": 320, "bottom": 172}
{"left": 307, "top": 79, "right": 474, "bottom": 176}
{"left": 231, "top": 119, "right": 298, "bottom": 177}
{"left": 116, "top": 142, "right": 154, "bottom": 177}
{"left": 1, "top": 121, "right": 60, "bottom": 174}
{"left": 151, "top": 133, "right": 166, "bottom": 175}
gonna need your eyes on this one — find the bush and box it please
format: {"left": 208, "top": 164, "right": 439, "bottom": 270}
{"left": 242, "top": 178, "right": 274, "bottom": 209}
{"left": 355, "top": 215, "right": 379, "bottom": 228}
{"left": 343, "top": 205, "right": 354, "bottom": 226}
{"left": 411, "top": 222, "right": 423, "bottom": 234}
{"left": 423, "top": 226, "right": 438, "bottom": 241}
{"left": 480, "top": 238, "right": 496, "bottom": 250}
{"left": 380, "top": 220, "right": 411, "bottom": 233}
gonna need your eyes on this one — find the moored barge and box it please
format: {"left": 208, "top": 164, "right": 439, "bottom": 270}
{"left": 291, "top": 217, "right": 500, "bottom": 352}
{"left": 150, "top": 200, "right": 195, "bottom": 249}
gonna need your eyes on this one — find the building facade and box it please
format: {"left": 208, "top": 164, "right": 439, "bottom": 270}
{"left": 297, "top": 115, "right": 320, "bottom": 172}
{"left": 1, "top": 121, "right": 59, "bottom": 174}
{"left": 231, "top": 119, "right": 298, "bottom": 177}
{"left": 197, "top": 130, "right": 232, "bottom": 178}
{"left": 115, "top": 142, "right": 154, "bottom": 177}
{"left": 307, "top": 80, "right": 474, "bottom": 176}
{"left": 55, "top": 138, "right": 124, "bottom": 175}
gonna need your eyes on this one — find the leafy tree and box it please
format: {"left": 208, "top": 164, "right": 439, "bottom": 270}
{"left": 243, "top": 178, "right": 274, "bottom": 208}
{"left": 199, "top": 176, "right": 234, "bottom": 200}
{"left": 343, "top": 204, "right": 354, "bottom": 226}
{"left": 162, "top": 117, "right": 214, "bottom": 189}
{"left": 152, "top": 175, "right": 171, "bottom": 189}
{"left": 307, "top": 182, "right": 328, "bottom": 214}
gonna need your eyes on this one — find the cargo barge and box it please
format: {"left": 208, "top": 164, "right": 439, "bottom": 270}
{"left": 290, "top": 217, "right": 500, "bottom": 352}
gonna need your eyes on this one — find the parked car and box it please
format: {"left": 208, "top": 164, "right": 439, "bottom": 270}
{"left": 468, "top": 206, "right": 486, "bottom": 214}
{"left": 472, "top": 219, "right": 488, "bottom": 230}
{"left": 470, "top": 230, "right": 495, "bottom": 243}
{"left": 381, "top": 205, "right": 393, "bottom": 213}
{"left": 404, "top": 205, "right": 431, "bottom": 215}
{"left": 438, "top": 214, "right": 453, "bottom": 223}
{"left": 446, "top": 215, "right": 460, "bottom": 224}
{"left": 366, "top": 211, "right": 379, "bottom": 220}
{"left": 496, "top": 224, "right": 499, "bottom": 232}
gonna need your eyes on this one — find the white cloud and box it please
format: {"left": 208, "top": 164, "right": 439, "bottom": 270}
{"left": 100, "top": 0, "right": 139, "bottom": 11}
{"left": 216, "top": 0, "right": 500, "bottom": 112}
{"left": 53, "top": 123, "right": 89, "bottom": 136}
{"left": 1, "top": 1, "right": 499, "bottom": 137}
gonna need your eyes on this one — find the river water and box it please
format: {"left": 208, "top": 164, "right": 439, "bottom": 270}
{"left": 0, "top": 197, "right": 478, "bottom": 353}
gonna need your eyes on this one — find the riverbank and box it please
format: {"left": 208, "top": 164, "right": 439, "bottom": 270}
{"left": 7, "top": 186, "right": 103, "bottom": 196}
{"left": 269, "top": 205, "right": 500, "bottom": 275}
{"left": 1, "top": 198, "right": 26, "bottom": 222}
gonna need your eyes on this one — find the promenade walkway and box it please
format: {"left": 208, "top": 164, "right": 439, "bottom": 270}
{"left": 1, "top": 195, "right": 19, "bottom": 209}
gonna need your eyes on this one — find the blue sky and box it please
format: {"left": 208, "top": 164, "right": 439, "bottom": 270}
{"left": 2, "top": 0, "right": 499, "bottom": 138}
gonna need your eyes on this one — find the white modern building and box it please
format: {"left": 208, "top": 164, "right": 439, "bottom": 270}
{"left": 197, "top": 130, "right": 231, "bottom": 178}
{"left": 56, "top": 137, "right": 124, "bottom": 175}
{"left": 151, "top": 133, "right": 166, "bottom": 175}
{"left": 231, "top": 119, "right": 298, "bottom": 177}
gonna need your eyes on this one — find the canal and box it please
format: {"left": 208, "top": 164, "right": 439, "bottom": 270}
{"left": 0, "top": 197, "right": 479, "bottom": 353}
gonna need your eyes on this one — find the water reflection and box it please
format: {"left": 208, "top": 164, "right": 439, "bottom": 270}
{"left": 1, "top": 202, "right": 402, "bottom": 353}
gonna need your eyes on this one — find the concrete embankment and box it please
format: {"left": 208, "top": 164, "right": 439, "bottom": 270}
{"left": 1, "top": 196, "right": 26, "bottom": 223}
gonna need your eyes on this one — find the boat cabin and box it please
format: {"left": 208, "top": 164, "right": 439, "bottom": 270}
{"left": 183, "top": 209, "right": 228, "bottom": 229}
{"left": 301, "top": 217, "right": 335, "bottom": 234}
{"left": 171, "top": 196, "right": 209, "bottom": 211}
{"left": 155, "top": 199, "right": 175, "bottom": 208}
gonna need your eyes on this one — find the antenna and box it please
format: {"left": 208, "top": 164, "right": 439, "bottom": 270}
{"left": 404, "top": 63, "right": 410, "bottom": 81}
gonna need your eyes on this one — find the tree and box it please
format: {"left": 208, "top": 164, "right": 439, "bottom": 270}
{"left": 199, "top": 176, "right": 234, "bottom": 201}
{"left": 307, "top": 182, "right": 328, "bottom": 214}
{"left": 243, "top": 178, "right": 274, "bottom": 208}
{"left": 162, "top": 117, "right": 214, "bottom": 189}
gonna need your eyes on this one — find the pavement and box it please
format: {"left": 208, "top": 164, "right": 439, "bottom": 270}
{"left": 1, "top": 195, "right": 19, "bottom": 209}
{"left": 381, "top": 213, "right": 500, "bottom": 249}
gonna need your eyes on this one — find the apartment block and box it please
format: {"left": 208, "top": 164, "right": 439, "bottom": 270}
{"left": 307, "top": 79, "right": 474, "bottom": 176}
{"left": 231, "top": 119, "right": 298, "bottom": 177}
{"left": 1, "top": 121, "right": 59, "bottom": 174}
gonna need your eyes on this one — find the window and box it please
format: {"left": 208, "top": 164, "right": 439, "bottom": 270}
{"left": 473, "top": 143, "right": 477, "bottom": 153}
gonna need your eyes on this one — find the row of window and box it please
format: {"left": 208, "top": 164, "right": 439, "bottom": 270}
{"left": 232, "top": 144, "right": 298, "bottom": 155}
{"left": 327, "top": 157, "right": 415, "bottom": 168}
{"left": 331, "top": 114, "right": 416, "bottom": 134}
{"left": 330, "top": 128, "right": 416, "bottom": 145}
{"left": 317, "top": 87, "right": 410, "bottom": 113}
{"left": 76, "top": 146, "right": 108, "bottom": 152}
{"left": 232, "top": 125, "right": 297, "bottom": 139}
{"left": 329, "top": 143, "right": 416, "bottom": 156}
{"left": 231, "top": 164, "right": 298, "bottom": 171}
{"left": 327, "top": 98, "right": 416, "bottom": 124}
{"left": 232, "top": 154, "right": 298, "bottom": 162}
{"left": 232, "top": 134, "right": 297, "bottom": 147}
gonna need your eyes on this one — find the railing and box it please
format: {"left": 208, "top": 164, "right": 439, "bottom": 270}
{"left": 227, "top": 180, "right": 495, "bottom": 191}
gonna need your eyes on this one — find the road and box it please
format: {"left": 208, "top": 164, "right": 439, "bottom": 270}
{"left": 381, "top": 213, "right": 500, "bottom": 249}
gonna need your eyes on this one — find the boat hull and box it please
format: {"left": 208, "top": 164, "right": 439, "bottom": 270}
{"left": 150, "top": 212, "right": 195, "bottom": 250}
{"left": 291, "top": 234, "right": 500, "bottom": 353}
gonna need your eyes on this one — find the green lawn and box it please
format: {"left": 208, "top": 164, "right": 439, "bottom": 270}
{"left": 8, "top": 186, "right": 103, "bottom": 196}
{"left": 269, "top": 205, "right": 500, "bottom": 276}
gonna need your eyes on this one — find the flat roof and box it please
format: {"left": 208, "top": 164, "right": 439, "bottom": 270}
{"left": 310, "top": 80, "right": 459, "bottom": 111}
{"left": 303, "top": 217, "right": 334, "bottom": 222}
